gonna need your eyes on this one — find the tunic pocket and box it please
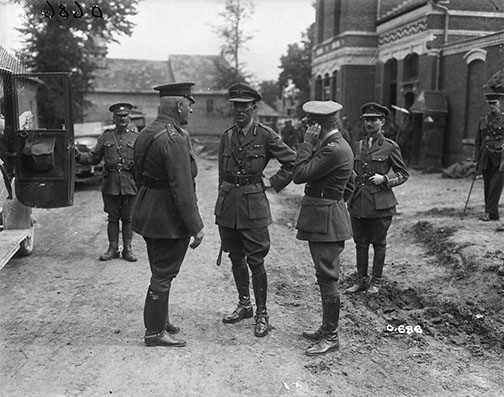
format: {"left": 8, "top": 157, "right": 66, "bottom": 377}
{"left": 245, "top": 183, "right": 269, "bottom": 219}
{"left": 214, "top": 182, "right": 231, "bottom": 216}
{"left": 371, "top": 155, "right": 389, "bottom": 174}
{"left": 296, "top": 197, "right": 331, "bottom": 233}
{"left": 373, "top": 189, "right": 397, "bottom": 210}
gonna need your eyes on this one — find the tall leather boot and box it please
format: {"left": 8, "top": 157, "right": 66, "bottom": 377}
{"left": 223, "top": 261, "right": 253, "bottom": 323}
{"left": 121, "top": 221, "right": 137, "bottom": 262}
{"left": 305, "top": 295, "right": 340, "bottom": 356}
{"left": 165, "top": 284, "right": 180, "bottom": 334}
{"left": 252, "top": 268, "right": 269, "bottom": 337}
{"left": 345, "top": 247, "right": 369, "bottom": 293}
{"left": 368, "top": 245, "right": 385, "bottom": 294}
{"left": 99, "top": 221, "right": 120, "bottom": 261}
{"left": 144, "top": 287, "right": 186, "bottom": 347}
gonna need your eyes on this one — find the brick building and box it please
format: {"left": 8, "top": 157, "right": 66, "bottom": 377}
{"left": 311, "top": 0, "right": 504, "bottom": 170}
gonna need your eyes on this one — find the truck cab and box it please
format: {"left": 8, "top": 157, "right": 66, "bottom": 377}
{"left": 0, "top": 68, "right": 74, "bottom": 269}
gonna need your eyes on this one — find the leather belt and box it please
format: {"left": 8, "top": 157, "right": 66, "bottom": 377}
{"left": 305, "top": 187, "right": 342, "bottom": 200}
{"left": 142, "top": 175, "right": 170, "bottom": 189}
{"left": 224, "top": 173, "right": 262, "bottom": 186}
{"left": 105, "top": 163, "right": 133, "bottom": 171}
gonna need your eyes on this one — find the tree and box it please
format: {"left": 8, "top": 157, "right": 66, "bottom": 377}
{"left": 213, "top": 0, "right": 254, "bottom": 87}
{"left": 15, "top": 0, "right": 139, "bottom": 126}
{"left": 258, "top": 80, "right": 280, "bottom": 110}
{"left": 278, "top": 23, "right": 314, "bottom": 116}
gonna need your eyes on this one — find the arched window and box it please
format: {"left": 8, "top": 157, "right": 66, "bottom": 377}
{"left": 403, "top": 53, "right": 419, "bottom": 81}
{"left": 323, "top": 73, "right": 331, "bottom": 100}
{"left": 384, "top": 59, "right": 398, "bottom": 106}
{"left": 331, "top": 71, "right": 337, "bottom": 101}
{"left": 315, "top": 75, "right": 323, "bottom": 100}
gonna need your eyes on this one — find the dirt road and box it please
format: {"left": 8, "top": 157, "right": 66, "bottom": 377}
{"left": 1, "top": 147, "right": 503, "bottom": 396}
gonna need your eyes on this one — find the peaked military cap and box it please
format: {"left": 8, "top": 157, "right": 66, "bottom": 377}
{"left": 361, "top": 102, "right": 390, "bottom": 118}
{"left": 228, "top": 83, "right": 262, "bottom": 103}
{"left": 154, "top": 82, "right": 195, "bottom": 103}
{"left": 302, "top": 101, "right": 342, "bottom": 118}
{"left": 484, "top": 92, "right": 504, "bottom": 103}
{"left": 109, "top": 102, "right": 133, "bottom": 115}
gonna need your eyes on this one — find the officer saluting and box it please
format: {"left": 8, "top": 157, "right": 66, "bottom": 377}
{"left": 293, "top": 101, "right": 354, "bottom": 356}
{"left": 215, "top": 83, "right": 296, "bottom": 337}
{"left": 345, "top": 102, "right": 408, "bottom": 295}
{"left": 76, "top": 102, "right": 138, "bottom": 262}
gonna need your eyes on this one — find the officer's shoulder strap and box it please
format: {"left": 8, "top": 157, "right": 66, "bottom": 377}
{"left": 384, "top": 137, "right": 399, "bottom": 147}
{"left": 137, "top": 129, "right": 168, "bottom": 179}
{"left": 258, "top": 122, "right": 274, "bottom": 134}
{"left": 224, "top": 125, "right": 234, "bottom": 146}
{"left": 166, "top": 122, "right": 180, "bottom": 137}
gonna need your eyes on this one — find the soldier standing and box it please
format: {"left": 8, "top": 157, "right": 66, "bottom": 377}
{"left": 293, "top": 101, "right": 354, "bottom": 356}
{"left": 215, "top": 83, "right": 296, "bottom": 337}
{"left": 76, "top": 103, "right": 138, "bottom": 262}
{"left": 132, "top": 82, "right": 204, "bottom": 347}
{"left": 474, "top": 92, "right": 504, "bottom": 223}
{"left": 345, "top": 103, "right": 408, "bottom": 295}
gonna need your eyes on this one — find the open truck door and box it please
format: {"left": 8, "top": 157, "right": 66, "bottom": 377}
{"left": 10, "top": 72, "right": 75, "bottom": 207}
{"left": 1, "top": 68, "right": 74, "bottom": 269}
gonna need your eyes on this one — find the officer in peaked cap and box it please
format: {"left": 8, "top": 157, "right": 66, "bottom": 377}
{"left": 292, "top": 100, "right": 353, "bottom": 356}
{"left": 154, "top": 82, "right": 196, "bottom": 104}
{"left": 361, "top": 102, "right": 390, "bottom": 118}
{"left": 346, "top": 101, "right": 408, "bottom": 296}
{"left": 228, "top": 82, "right": 262, "bottom": 102}
{"left": 215, "top": 82, "right": 296, "bottom": 338}
{"left": 303, "top": 100, "right": 342, "bottom": 119}
{"left": 484, "top": 92, "right": 504, "bottom": 103}
{"left": 474, "top": 91, "right": 504, "bottom": 225}
{"left": 132, "top": 81, "right": 203, "bottom": 347}
{"left": 75, "top": 101, "right": 139, "bottom": 262}
{"left": 109, "top": 102, "right": 133, "bottom": 115}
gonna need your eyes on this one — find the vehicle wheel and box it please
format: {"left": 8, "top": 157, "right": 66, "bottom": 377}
{"left": 17, "top": 225, "right": 34, "bottom": 257}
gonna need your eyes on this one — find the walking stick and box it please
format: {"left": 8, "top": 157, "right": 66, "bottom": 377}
{"left": 216, "top": 245, "right": 223, "bottom": 267}
{"left": 461, "top": 171, "right": 478, "bottom": 220}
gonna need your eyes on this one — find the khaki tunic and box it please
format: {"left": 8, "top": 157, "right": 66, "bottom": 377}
{"left": 293, "top": 131, "right": 354, "bottom": 242}
{"left": 347, "top": 134, "right": 408, "bottom": 219}
{"left": 132, "top": 117, "right": 203, "bottom": 239}
{"left": 214, "top": 121, "right": 296, "bottom": 229}
{"left": 79, "top": 127, "right": 138, "bottom": 195}
{"left": 474, "top": 111, "right": 504, "bottom": 172}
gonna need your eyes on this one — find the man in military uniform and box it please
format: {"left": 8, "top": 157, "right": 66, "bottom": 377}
{"left": 215, "top": 83, "right": 296, "bottom": 337}
{"left": 76, "top": 103, "right": 138, "bottom": 262}
{"left": 474, "top": 92, "right": 504, "bottom": 223}
{"left": 345, "top": 102, "right": 408, "bottom": 295}
{"left": 132, "top": 82, "right": 204, "bottom": 347}
{"left": 293, "top": 101, "right": 354, "bottom": 356}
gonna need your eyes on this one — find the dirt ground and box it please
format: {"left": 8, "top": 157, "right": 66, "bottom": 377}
{"left": 1, "top": 138, "right": 504, "bottom": 396}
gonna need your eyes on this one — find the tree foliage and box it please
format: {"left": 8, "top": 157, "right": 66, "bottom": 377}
{"left": 278, "top": 23, "right": 314, "bottom": 115}
{"left": 258, "top": 80, "right": 280, "bottom": 110}
{"left": 16, "top": 0, "right": 139, "bottom": 126}
{"left": 213, "top": 0, "right": 254, "bottom": 88}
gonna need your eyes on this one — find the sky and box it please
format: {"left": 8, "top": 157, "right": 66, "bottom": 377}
{"left": 1, "top": 0, "right": 315, "bottom": 82}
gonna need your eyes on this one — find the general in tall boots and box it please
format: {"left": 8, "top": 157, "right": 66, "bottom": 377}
{"left": 252, "top": 266, "right": 269, "bottom": 337}
{"left": 305, "top": 294, "right": 340, "bottom": 356}
{"left": 223, "top": 260, "right": 253, "bottom": 323}
{"left": 345, "top": 245, "right": 369, "bottom": 293}
{"left": 99, "top": 220, "right": 120, "bottom": 261}
{"left": 121, "top": 220, "right": 137, "bottom": 262}
{"left": 144, "top": 287, "right": 186, "bottom": 347}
